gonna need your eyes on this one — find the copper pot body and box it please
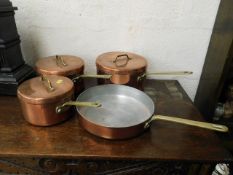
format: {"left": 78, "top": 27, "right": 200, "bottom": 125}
{"left": 97, "top": 68, "right": 146, "bottom": 90}
{"left": 96, "top": 52, "right": 147, "bottom": 90}
{"left": 17, "top": 75, "right": 74, "bottom": 126}
{"left": 18, "top": 93, "right": 74, "bottom": 126}
{"left": 79, "top": 115, "right": 146, "bottom": 139}
{"left": 35, "top": 55, "right": 85, "bottom": 95}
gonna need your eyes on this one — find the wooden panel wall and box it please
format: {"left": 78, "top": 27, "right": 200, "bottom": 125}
{"left": 194, "top": 0, "right": 233, "bottom": 119}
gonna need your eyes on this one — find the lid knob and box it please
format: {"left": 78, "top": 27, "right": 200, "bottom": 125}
{"left": 41, "top": 75, "right": 55, "bottom": 92}
{"left": 56, "top": 55, "right": 67, "bottom": 67}
{"left": 113, "top": 54, "right": 132, "bottom": 67}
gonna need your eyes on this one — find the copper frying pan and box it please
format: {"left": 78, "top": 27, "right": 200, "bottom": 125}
{"left": 74, "top": 84, "right": 228, "bottom": 139}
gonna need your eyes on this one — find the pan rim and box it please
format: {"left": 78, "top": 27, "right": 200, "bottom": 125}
{"left": 76, "top": 84, "right": 155, "bottom": 129}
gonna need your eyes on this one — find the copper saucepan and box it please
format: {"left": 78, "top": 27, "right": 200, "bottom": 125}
{"left": 72, "top": 84, "right": 228, "bottom": 139}
{"left": 35, "top": 55, "right": 112, "bottom": 95}
{"left": 35, "top": 55, "right": 85, "bottom": 94}
{"left": 96, "top": 51, "right": 192, "bottom": 90}
{"left": 17, "top": 75, "right": 100, "bottom": 126}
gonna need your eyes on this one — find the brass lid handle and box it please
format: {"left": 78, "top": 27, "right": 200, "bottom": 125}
{"left": 113, "top": 54, "right": 132, "bottom": 67}
{"left": 56, "top": 55, "right": 67, "bottom": 67}
{"left": 41, "top": 75, "right": 55, "bottom": 92}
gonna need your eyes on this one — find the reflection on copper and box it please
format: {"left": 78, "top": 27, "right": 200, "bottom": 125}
{"left": 110, "top": 74, "right": 130, "bottom": 84}
{"left": 79, "top": 114, "right": 146, "bottom": 140}
{"left": 96, "top": 67, "right": 146, "bottom": 89}
{"left": 18, "top": 100, "right": 73, "bottom": 126}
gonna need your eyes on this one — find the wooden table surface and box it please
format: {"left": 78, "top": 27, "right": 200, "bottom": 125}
{"left": 0, "top": 79, "right": 231, "bottom": 163}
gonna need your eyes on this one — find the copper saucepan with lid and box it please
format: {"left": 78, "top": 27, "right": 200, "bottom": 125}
{"left": 96, "top": 51, "right": 192, "bottom": 89}
{"left": 35, "top": 55, "right": 111, "bottom": 95}
{"left": 35, "top": 55, "right": 85, "bottom": 94}
{"left": 35, "top": 55, "right": 85, "bottom": 77}
{"left": 17, "top": 75, "right": 100, "bottom": 126}
{"left": 74, "top": 84, "right": 228, "bottom": 139}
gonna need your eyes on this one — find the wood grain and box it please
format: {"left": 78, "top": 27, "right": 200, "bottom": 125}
{"left": 0, "top": 79, "right": 231, "bottom": 163}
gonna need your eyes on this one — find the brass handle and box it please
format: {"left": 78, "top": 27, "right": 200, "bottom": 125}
{"left": 137, "top": 71, "right": 193, "bottom": 82}
{"left": 56, "top": 101, "right": 102, "bottom": 114}
{"left": 113, "top": 54, "right": 132, "bottom": 67}
{"left": 56, "top": 55, "right": 67, "bottom": 67}
{"left": 72, "top": 74, "right": 112, "bottom": 82}
{"left": 144, "top": 115, "right": 229, "bottom": 132}
{"left": 41, "top": 75, "right": 55, "bottom": 92}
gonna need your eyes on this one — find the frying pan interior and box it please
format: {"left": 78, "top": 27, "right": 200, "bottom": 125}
{"left": 76, "top": 84, "right": 154, "bottom": 128}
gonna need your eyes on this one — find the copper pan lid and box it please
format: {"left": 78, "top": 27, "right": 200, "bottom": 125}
{"left": 17, "top": 75, "right": 74, "bottom": 104}
{"left": 96, "top": 51, "right": 147, "bottom": 74}
{"left": 35, "top": 55, "right": 84, "bottom": 76}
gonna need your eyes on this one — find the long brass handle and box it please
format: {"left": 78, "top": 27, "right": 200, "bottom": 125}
{"left": 113, "top": 54, "right": 132, "bottom": 67}
{"left": 41, "top": 75, "right": 55, "bottom": 92}
{"left": 137, "top": 71, "right": 193, "bottom": 82}
{"left": 72, "top": 74, "right": 112, "bottom": 82}
{"left": 145, "top": 115, "right": 228, "bottom": 132}
{"left": 56, "top": 55, "right": 67, "bottom": 67}
{"left": 56, "top": 101, "right": 101, "bottom": 114}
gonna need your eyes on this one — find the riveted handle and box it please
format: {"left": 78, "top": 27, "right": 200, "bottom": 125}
{"left": 72, "top": 74, "right": 112, "bottom": 82}
{"left": 56, "top": 101, "right": 101, "bottom": 114}
{"left": 113, "top": 54, "right": 132, "bottom": 67}
{"left": 137, "top": 71, "right": 193, "bottom": 82}
{"left": 144, "top": 115, "right": 228, "bottom": 132}
{"left": 41, "top": 75, "right": 55, "bottom": 92}
{"left": 56, "top": 55, "right": 67, "bottom": 67}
